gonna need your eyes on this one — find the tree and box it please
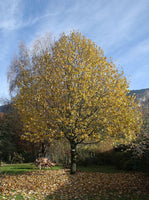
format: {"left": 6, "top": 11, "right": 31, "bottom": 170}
{"left": 9, "top": 31, "right": 142, "bottom": 174}
{"left": 129, "top": 92, "right": 149, "bottom": 167}
{"left": 0, "top": 103, "right": 20, "bottom": 162}
{"left": 7, "top": 42, "right": 31, "bottom": 97}
{"left": 0, "top": 102, "right": 38, "bottom": 163}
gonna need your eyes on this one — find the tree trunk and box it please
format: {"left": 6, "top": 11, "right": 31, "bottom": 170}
{"left": 41, "top": 142, "right": 46, "bottom": 157}
{"left": 70, "top": 143, "right": 77, "bottom": 174}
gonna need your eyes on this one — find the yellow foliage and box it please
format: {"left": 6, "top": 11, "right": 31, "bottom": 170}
{"left": 13, "top": 31, "right": 142, "bottom": 146}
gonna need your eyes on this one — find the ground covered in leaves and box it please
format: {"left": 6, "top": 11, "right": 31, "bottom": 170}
{"left": 0, "top": 169, "right": 149, "bottom": 199}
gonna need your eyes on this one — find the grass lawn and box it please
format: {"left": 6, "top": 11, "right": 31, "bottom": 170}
{"left": 0, "top": 163, "right": 119, "bottom": 175}
{"left": 0, "top": 163, "right": 35, "bottom": 175}
{"left": 0, "top": 163, "right": 63, "bottom": 175}
{"left": 0, "top": 163, "right": 149, "bottom": 200}
{"left": 78, "top": 165, "right": 121, "bottom": 173}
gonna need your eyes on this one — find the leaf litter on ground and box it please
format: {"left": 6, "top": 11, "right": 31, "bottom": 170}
{"left": 0, "top": 169, "right": 149, "bottom": 199}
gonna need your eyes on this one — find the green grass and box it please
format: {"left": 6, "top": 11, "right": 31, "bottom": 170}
{"left": 78, "top": 164, "right": 122, "bottom": 173}
{"left": 1, "top": 163, "right": 147, "bottom": 175}
{"left": 0, "top": 163, "right": 63, "bottom": 175}
{"left": 0, "top": 163, "right": 35, "bottom": 175}
{"left": 0, "top": 194, "right": 35, "bottom": 200}
{"left": 0, "top": 163, "right": 134, "bottom": 175}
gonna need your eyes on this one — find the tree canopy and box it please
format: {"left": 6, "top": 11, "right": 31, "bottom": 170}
{"left": 8, "top": 31, "right": 142, "bottom": 173}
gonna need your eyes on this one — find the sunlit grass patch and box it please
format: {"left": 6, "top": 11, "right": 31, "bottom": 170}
{"left": 0, "top": 163, "right": 35, "bottom": 175}
{"left": 0, "top": 163, "right": 63, "bottom": 175}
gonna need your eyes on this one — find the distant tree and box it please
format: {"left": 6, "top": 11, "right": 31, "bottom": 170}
{"left": 0, "top": 102, "right": 37, "bottom": 163}
{"left": 9, "top": 31, "right": 142, "bottom": 174}
{"left": 0, "top": 103, "right": 18, "bottom": 162}
{"left": 130, "top": 93, "right": 149, "bottom": 164}
{"left": 7, "top": 42, "right": 31, "bottom": 97}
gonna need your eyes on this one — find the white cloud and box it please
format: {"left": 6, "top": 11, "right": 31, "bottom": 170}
{"left": 0, "top": 0, "right": 149, "bottom": 99}
{"left": 118, "top": 38, "right": 149, "bottom": 64}
{"left": 0, "top": 45, "right": 9, "bottom": 61}
{"left": 93, "top": 0, "right": 148, "bottom": 53}
{"left": 31, "top": 0, "right": 148, "bottom": 53}
{"left": 0, "top": 0, "right": 23, "bottom": 31}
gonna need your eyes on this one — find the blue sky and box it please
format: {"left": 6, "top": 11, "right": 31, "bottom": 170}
{"left": 0, "top": 0, "right": 149, "bottom": 104}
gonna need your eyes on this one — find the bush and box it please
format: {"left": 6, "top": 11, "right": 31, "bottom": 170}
{"left": 77, "top": 148, "right": 94, "bottom": 166}
{"left": 76, "top": 147, "right": 115, "bottom": 167}
{"left": 113, "top": 146, "right": 143, "bottom": 171}
{"left": 11, "top": 152, "right": 24, "bottom": 164}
